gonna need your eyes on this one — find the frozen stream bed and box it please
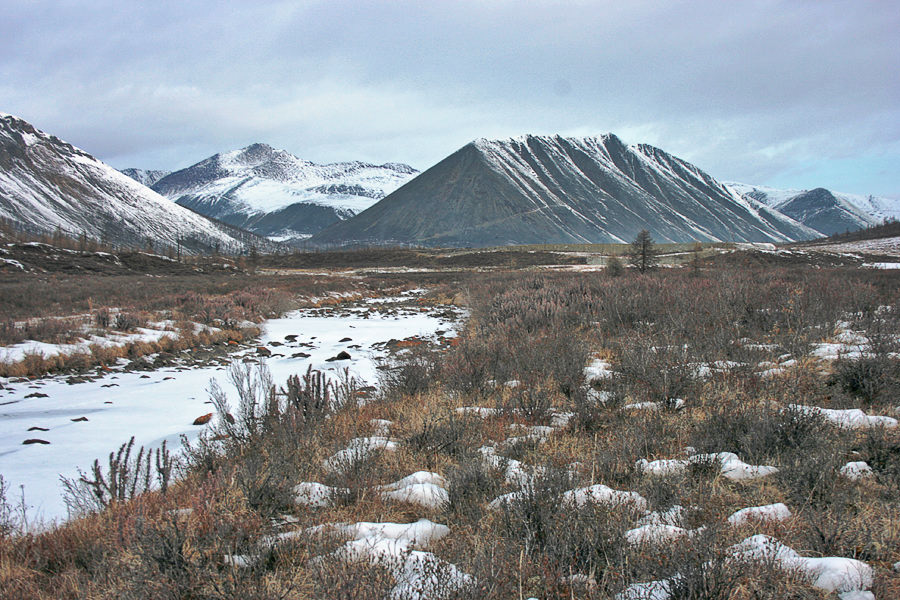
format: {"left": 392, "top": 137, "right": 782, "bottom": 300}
{"left": 0, "top": 293, "right": 461, "bottom": 524}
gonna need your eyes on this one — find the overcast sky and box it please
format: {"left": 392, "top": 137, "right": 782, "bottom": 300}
{"left": 2, "top": 0, "right": 898, "bottom": 197}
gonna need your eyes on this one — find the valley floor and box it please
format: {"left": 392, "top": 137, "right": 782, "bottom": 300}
{"left": 1, "top": 249, "right": 899, "bottom": 599}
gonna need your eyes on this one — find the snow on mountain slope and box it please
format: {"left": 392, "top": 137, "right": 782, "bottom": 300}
{"left": 120, "top": 168, "right": 170, "bottom": 187}
{"left": 725, "top": 182, "right": 895, "bottom": 233}
{"left": 152, "top": 144, "right": 418, "bottom": 242}
{"left": 0, "top": 113, "right": 259, "bottom": 254}
{"left": 725, "top": 182, "right": 802, "bottom": 208}
{"left": 831, "top": 191, "right": 900, "bottom": 223}
{"left": 312, "top": 134, "right": 818, "bottom": 247}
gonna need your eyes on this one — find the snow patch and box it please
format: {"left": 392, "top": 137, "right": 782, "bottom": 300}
{"left": 789, "top": 404, "right": 898, "bottom": 429}
{"left": 727, "top": 503, "right": 791, "bottom": 526}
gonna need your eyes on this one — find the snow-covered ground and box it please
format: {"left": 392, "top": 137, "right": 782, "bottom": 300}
{"left": 812, "top": 235, "right": 900, "bottom": 257}
{"left": 0, "top": 321, "right": 197, "bottom": 364}
{"left": 0, "top": 296, "right": 460, "bottom": 524}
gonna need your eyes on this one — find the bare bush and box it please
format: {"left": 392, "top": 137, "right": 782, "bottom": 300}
{"left": 446, "top": 454, "right": 503, "bottom": 522}
{"left": 380, "top": 344, "right": 441, "bottom": 399}
{"left": 114, "top": 311, "right": 143, "bottom": 331}
{"left": 204, "top": 362, "right": 342, "bottom": 516}
{"left": 0, "top": 475, "right": 18, "bottom": 538}
{"left": 62, "top": 437, "right": 175, "bottom": 516}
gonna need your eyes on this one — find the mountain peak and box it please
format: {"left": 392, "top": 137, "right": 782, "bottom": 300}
{"left": 312, "top": 132, "right": 816, "bottom": 247}
{"left": 0, "top": 114, "right": 260, "bottom": 254}
{"left": 150, "top": 145, "right": 418, "bottom": 243}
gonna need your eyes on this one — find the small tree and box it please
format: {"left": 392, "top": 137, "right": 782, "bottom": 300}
{"left": 689, "top": 241, "right": 703, "bottom": 275}
{"left": 629, "top": 229, "right": 658, "bottom": 273}
{"left": 605, "top": 254, "right": 624, "bottom": 277}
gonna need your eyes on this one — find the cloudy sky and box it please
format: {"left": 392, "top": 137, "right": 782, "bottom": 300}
{"left": 2, "top": 0, "right": 898, "bottom": 197}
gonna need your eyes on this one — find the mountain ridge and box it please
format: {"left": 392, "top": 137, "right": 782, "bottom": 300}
{"left": 151, "top": 143, "right": 418, "bottom": 242}
{"left": 311, "top": 134, "right": 818, "bottom": 247}
{"left": 0, "top": 113, "right": 265, "bottom": 254}
{"left": 724, "top": 181, "right": 897, "bottom": 233}
{"left": 120, "top": 168, "right": 170, "bottom": 187}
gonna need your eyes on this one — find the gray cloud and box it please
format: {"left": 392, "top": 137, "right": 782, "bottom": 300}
{"left": 2, "top": 0, "right": 898, "bottom": 196}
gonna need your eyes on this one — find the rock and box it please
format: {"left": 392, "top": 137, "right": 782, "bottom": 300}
{"left": 23, "top": 438, "right": 50, "bottom": 445}
{"left": 140, "top": 375, "right": 150, "bottom": 379}
{"left": 326, "top": 351, "right": 352, "bottom": 362}
{"left": 284, "top": 334, "right": 298, "bottom": 342}
{"left": 153, "top": 352, "right": 175, "bottom": 365}
{"left": 101, "top": 383, "right": 119, "bottom": 388}
{"left": 71, "top": 416, "right": 89, "bottom": 422}
{"left": 256, "top": 346, "right": 272, "bottom": 357}
{"left": 27, "top": 426, "right": 49, "bottom": 431}
{"left": 193, "top": 413, "right": 214, "bottom": 425}
{"left": 270, "top": 341, "right": 283, "bottom": 347}
{"left": 24, "top": 392, "right": 48, "bottom": 398}
{"left": 291, "top": 352, "right": 311, "bottom": 358}
{"left": 339, "top": 337, "right": 353, "bottom": 342}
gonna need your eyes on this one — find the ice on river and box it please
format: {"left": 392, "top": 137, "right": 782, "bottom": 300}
{"left": 0, "top": 298, "right": 459, "bottom": 524}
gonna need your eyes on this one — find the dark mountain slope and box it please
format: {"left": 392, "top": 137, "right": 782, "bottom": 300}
{"left": 311, "top": 134, "right": 817, "bottom": 247}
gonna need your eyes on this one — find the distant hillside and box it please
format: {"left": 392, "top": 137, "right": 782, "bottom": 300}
{"left": 120, "top": 168, "right": 170, "bottom": 187}
{"left": 0, "top": 113, "right": 267, "bottom": 255}
{"left": 724, "top": 182, "right": 895, "bottom": 235}
{"left": 311, "top": 134, "right": 817, "bottom": 247}
{"left": 152, "top": 144, "right": 417, "bottom": 243}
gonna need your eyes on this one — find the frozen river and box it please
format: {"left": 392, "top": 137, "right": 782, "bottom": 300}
{"left": 0, "top": 294, "right": 460, "bottom": 524}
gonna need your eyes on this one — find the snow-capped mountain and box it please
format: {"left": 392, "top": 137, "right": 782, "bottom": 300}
{"left": 311, "top": 134, "right": 818, "bottom": 247}
{"left": 120, "top": 168, "right": 170, "bottom": 187}
{"left": 0, "top": 113, "right": 264, "bottom": 255}
{"left": 724, "top": 182, "right": 893, "bottom": 235}
{"left": 151, "top": 144, "right": 418, "bottom": 242}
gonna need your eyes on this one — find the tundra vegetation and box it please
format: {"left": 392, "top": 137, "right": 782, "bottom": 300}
{"left": 0, "top": 241, "right": 899, "bottom": 599}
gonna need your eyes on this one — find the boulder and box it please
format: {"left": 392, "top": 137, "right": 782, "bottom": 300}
{"left": 193, "top": 413, "right": 214, "bottom": 425}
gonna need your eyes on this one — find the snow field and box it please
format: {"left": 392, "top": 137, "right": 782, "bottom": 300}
{"left": 0, "top": 318, "right": 217, "bottom": 365}
{"left": 0, "top": 295, "right": 461, "bottom": 523}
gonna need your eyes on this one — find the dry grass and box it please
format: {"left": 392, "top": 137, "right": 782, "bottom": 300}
{"left": 2, "top": 264, "right": 899, "bottom": 598}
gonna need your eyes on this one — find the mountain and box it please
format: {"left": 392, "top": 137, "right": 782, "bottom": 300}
{"left": 151, "top": 144, "right": 418, "bottom": 242}
{"left": 0, "top": 113, "right": 264, "bottom": 255}
{"left": 310, "top": 134, "right": 817, "bottom": 247}
{"left": 724, "top": 182, "right": 889, "bottom": 235}
{"left": 120, "top": 168, "right": 170, "bottom": 186}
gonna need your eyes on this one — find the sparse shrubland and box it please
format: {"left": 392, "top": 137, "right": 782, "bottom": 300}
{"left": 2, "top": 261, "right": 899, "bottom": 598}
{"left": 0, "top": 264, "right": 412, "bottom": 377}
